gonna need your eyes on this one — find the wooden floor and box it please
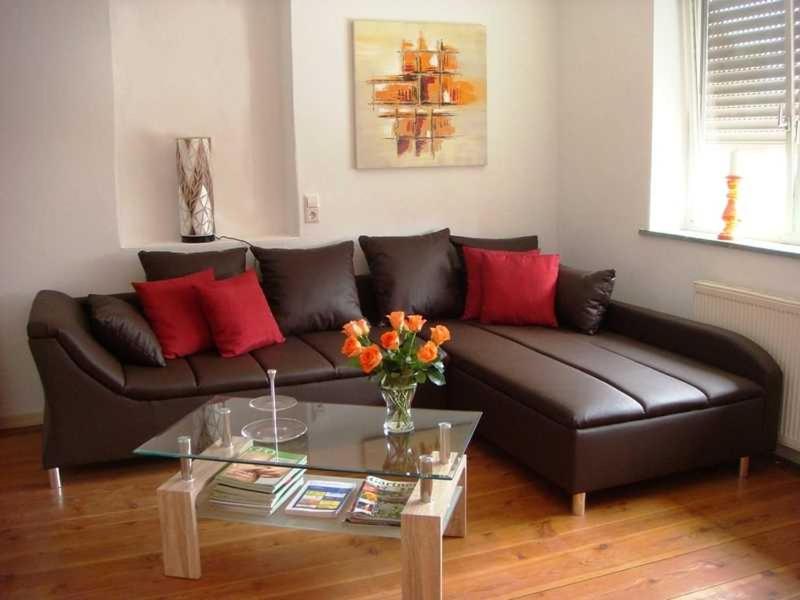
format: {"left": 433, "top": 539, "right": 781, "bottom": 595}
{"left": 2, "top": 429, "right": 800, "bottom": 599}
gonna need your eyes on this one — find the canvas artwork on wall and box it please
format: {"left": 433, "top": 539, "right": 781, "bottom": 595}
{"left": 353, "top": 20, "right": 487, "bottom": 169}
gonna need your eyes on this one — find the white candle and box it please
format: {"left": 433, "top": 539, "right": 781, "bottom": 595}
{"left": 729, "top": 150, "right": 739, "bottom": 176}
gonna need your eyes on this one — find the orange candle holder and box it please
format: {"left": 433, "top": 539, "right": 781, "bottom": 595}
{"left": 717, "top": 175, "right": 741, "bottom": 241}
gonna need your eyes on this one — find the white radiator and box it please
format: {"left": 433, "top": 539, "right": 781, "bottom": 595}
{"left": 694, "top": 280, "right": 800, "bottom": 452}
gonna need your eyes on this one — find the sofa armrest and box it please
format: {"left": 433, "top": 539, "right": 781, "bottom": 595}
{"left": 28, "top": 290, "right": 125, "bottom": 391}
{"left": 604, "top": 300, "right": 782, "bottom": 450}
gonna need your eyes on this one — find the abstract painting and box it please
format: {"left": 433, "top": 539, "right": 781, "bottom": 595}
{"left": 353, "top": 20, "right": 486, "bottom": 169}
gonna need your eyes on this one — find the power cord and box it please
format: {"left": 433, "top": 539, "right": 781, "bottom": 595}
{"left": 215, "top": 234, "right": 255, "bottom": 248}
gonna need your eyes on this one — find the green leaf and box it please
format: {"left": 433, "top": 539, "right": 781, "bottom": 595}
{"left": 427, "top": 370, "right": 445, "bottom": 386}
{"left": 415, "top": 371, "right": 427, "bottom": 384}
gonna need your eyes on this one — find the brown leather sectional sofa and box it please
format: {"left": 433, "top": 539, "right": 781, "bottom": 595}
{"left": 28, "top": 248, "right": 782, "bottom": 513}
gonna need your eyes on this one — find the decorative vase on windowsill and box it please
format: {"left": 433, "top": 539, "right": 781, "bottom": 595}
{"left": 340, "top": 312, "right": 451, "bottom": 434}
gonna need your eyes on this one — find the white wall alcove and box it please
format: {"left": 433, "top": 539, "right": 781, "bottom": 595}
{"left": 110, "top": 0, "right": 299, "bottom": 247}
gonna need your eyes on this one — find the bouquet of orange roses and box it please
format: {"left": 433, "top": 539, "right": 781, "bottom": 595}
{"left": 340, "top": 311, "right": 451, "bottom": 433}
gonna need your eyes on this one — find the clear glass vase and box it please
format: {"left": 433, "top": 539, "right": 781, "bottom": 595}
{"left": 380, "top": 383, "right": 417, "bottom": 434}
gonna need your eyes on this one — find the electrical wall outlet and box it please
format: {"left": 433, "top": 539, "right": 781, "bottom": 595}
{"left": 304, "top": 193, "right": 320, "bottom": 224}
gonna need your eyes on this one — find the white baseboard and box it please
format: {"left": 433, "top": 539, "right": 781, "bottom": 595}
{"left": 776, "top": 444, "right": 800, "bottom": 465}
{"left": 0, "top": 412, "right": 43, "bottom": 430}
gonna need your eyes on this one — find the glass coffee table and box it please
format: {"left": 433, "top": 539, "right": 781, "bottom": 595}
{"left": 134, "top": 395, "right": 481, "bottom": 599}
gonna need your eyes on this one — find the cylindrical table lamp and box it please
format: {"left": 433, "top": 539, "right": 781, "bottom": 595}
{"left": 176, "top": 137, "right": 215, "bottom": 243}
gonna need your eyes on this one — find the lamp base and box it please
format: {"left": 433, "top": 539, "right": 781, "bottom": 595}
{"left": 181, "top": 235, "right": 216, "bottom": 244}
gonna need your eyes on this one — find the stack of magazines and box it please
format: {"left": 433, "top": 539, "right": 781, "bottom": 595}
{"left": 347, "top": 476, "right": 417, "bottom": 526}
{"left": 209, "top": 445, "right": 306, "bottom": 514}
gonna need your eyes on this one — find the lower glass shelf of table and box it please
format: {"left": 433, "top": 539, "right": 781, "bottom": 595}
{"left": 196, "top": 472, "right": 464, "bottom": 541}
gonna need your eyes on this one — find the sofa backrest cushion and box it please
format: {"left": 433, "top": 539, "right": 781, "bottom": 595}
{"left": 359, "top": 228, "right": 462, "bottom": 321}
{"left": 251, "top": 241, "right": 363, "bottom": 335}
{"left": 87, "top": 294, "right": 166, "bottom": 367}
{"left": 138, "top": 247, "right": 247, "bottom": 281}
{"left": 556, "top": 266, "right": 616, "bottom": 335}
{"left": 450, "top": 234, "right": 540, "bottom": 265}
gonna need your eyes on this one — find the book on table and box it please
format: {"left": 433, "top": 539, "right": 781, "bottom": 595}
{"left": 209, "top": 445, "right": 307, "bottom": 513}
{"left": 347, "top": 476, "right": 417, "bottom": 526}
{"left": 284, "top": 479, "right": 357, "bottom": 518}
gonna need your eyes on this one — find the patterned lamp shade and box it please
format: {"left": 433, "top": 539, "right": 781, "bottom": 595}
{"left": 176, "top": 137, "right": 215, "bottom": 243}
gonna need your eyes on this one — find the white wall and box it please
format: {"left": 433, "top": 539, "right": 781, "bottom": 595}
{"left": 0, "top": 0, "right": 139, "bottom": 422}
{"left": 0, "top": 0, "right": 559, "bottom": 421}
{"left": 290, "top": 0, "right": 559, "bottom": 263}
{"left": 557, "top": 0, "right": 800, "bottom": 318}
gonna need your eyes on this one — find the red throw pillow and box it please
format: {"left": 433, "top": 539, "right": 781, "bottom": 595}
{"left": 480, "top": 253, "right": 560, "bottom": 327}
{"left": 133, "top": 269, "right": 214, "bottom": 359}
{"left": 195, "top": 270, "right": 285, "bottom": 357}
{"left": 461, "top": 246, "right": 540, "bottom": 320}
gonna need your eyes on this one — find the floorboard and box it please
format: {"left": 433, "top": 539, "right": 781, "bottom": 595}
{"left": 1, "top": 428, "right": 799, "bottom": 599}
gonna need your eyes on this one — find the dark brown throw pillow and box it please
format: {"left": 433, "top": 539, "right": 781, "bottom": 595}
{"left": 359, "top": 228, "right": 462, "bottom": 320}
{"left": 87, "top": 295, "right": 166, "bottom": 366}
{"left": 556, "top": 266, "right": 616, "bottom": 335}
{"left": 250, "top": 241, "right": 363, "bottom": 335}
{"left": 138, "top": 247, "right": 247, "bottom": 281}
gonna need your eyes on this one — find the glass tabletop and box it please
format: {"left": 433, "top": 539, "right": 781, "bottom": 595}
{"left": 134, "top": 395, "right": 482, "bottom": 481}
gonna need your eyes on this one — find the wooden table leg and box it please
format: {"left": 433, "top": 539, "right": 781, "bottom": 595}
{"left": 401, "top": 455, "right": 467, "bottom": 599}
{"left": 401, "top": 510, "right": 443, "bottom": 599}
{"left": 444, "top": 459, "right": 466, "bottom": 538}
{"left": 158, "top": 482, "right": 202, "bottom": 579}
{"left": 156, "top": 438, "right": 246, "bottom": 579}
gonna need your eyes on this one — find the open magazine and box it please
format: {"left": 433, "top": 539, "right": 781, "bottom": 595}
{"left": 347, "top": 476, "right": 417, "bottom": 526}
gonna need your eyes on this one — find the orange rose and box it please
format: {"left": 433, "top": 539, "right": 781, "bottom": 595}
{"left": 417, "top": 341, "right": 439, "bottom": 363}
{"left": 359, "top": 345, "right": 383, "bottom": 374}
{"left": 380, "top": 330, "right": 400, "bottom": 351}
{"left": 429, "top": 325, "right": 451, "bottom": 346}
{"left": 387, "top": 311, "right": 405, "bottom": 331}
{"left": 342, "top": 318, "right": 369, "bottom": 338}
{"left": 341, "top": 335, "right": 363, "bottom": 358}
{"left": 406, "top": 314, "right": 427, "bottom": 332}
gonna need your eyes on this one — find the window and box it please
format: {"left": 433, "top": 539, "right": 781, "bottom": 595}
{"left": 686, "top": 0, "right": 799, "bottom": 243}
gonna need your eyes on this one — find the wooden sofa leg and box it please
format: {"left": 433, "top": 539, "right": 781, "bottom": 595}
{"left": 739, "top": 456, "right": 750, "bottom": 479}
{"left": 48, "top": 467, "right": 62, "bottom": 489}
{"left": 572, "top": 492, "right": 586, "bottom": 516}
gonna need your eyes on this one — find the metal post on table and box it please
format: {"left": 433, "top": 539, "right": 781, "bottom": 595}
{"left": 438, "top": 422, "right": 451, "bottom": 465}
{"left": 178, "top": 435, "right": 194, "bottom": 482}
{"left": 219, "top": 406, "right": 232, "bottom": 448}
{"left": 420, "top": 455, "right": 434, "bottom": 503}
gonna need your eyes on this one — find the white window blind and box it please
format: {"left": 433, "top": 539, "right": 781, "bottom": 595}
{"left": 703, "top": 0, "right": 793, "bottom": 143}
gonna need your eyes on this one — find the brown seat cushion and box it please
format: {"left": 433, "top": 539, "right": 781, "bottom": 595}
{"left": 588, "top": 331, "right": 763, "bottom": 407}
{"left": 360, "top": 228, "right": 462, "bottom": 320}
{"left": 138, "top": 247, "right": 247, "bottom": 281}
{"left": 251, "top": 241, "right": 362, "bottom": 335}
{"left": 124, "top": 359, "right": 197, "bottom": 400}
{"left": 433, "top": 320, "right": 646, "bottom": 428}
{"left": 478, "top": 325, "right": 710, "bottom": 418}
{"left": 185, "top": 352, "right": 267, "bottom": 395}
{"left": 123, "top": 338, "right": 343, "bottom": 399}
{"left": 298, "top": 330, "right": 363, "bottom": 378}
{"left": 249, "top": 337, "right": 337, "bottom": 386}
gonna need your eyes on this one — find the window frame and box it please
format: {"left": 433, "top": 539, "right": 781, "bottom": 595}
{"left": 687, "top": 0, "right": 800, "bottom": 246}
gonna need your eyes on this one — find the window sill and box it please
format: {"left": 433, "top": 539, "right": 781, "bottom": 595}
{"left": 638, "top": 228, "right": 800, "bottom": 260}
